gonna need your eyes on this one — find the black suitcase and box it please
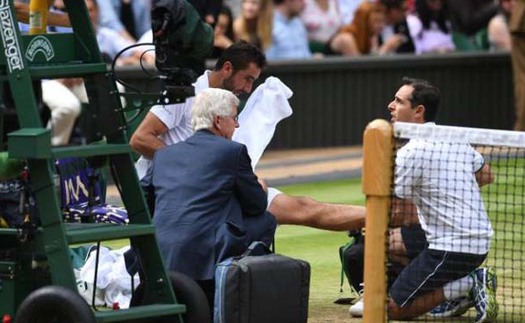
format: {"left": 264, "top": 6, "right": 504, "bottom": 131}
{"left": 214, "top": 243, "right": 310, "bottom": 323}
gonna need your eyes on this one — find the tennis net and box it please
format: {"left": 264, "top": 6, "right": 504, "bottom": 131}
{"left": 362, "top": 120, "right": 525, "bottom": 322}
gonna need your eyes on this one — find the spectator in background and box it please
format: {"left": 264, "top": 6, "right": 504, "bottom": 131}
{"left": 300, "top": 0, "right": 357, "bottom": 55}
{"left": 213, "top": 6, "right": 235, "bottom": 58}
{"left": 224, "top": 0, "right": 242, "bottom": 18}
{"left": 265, "top": 0, "right": 313, "bottom": 59}
{"left": 405, "top": 0, "right": 415, "bottom": 12}
{"left": 15, "top": 0, "right": 152, "bottom": 146}
{"left": 16, "top": 0, "right": 80, "bottom": 146}
{"left": 488, "top": 0, "right": 517, "bottom": 51}
{"left": 447, "top": 0, "right": 498, "bottom": 51}
{"left": 380, "top": 0, "right": 415, "bottom": 54}
{"left": 186, "top": 0, "right": 224, "bottom": 26}
{"left": 338, "top": 0, "right": 365, "bottom": 25}
{"left": 233, "top": 0, "right": 274, "bottom": 51}
{"left": 510, "top": 0, "right": 525, "bottom": 131}
{"left": 406, "top": 0, "right": 455, "bottom": 54}
{"left": 44, "top": 0, "right": 152, "bottom": 146}
{"left": 96, "top": 0, "right": 151, "bottom": 42}
{"left": 339, "top": 1, "right": 401, "bottom": 55}
{"left": 87, "top": 0, "right": 154, "bottom": 65}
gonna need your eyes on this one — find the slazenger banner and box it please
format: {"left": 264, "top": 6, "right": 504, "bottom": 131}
{"left": 0, "top": 0, "right": 24, "bottom": 72}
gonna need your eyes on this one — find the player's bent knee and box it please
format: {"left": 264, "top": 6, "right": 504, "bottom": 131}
{"left": 387, "top": 299, "right": 409, "bottom": 320}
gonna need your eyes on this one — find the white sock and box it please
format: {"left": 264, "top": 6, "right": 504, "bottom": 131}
{"left": 443, "top": 275, "right": 474, "bottom": 300}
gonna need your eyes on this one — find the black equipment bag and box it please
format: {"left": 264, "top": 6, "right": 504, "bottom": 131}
{"left": 339, "top": 230, "right": 365, "bottom": 294}
{"left": 214, "top": 242, "right": 310, "bottom": 323}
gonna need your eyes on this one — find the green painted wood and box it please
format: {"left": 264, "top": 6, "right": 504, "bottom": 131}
{"left": 52, "top": 144, "right": 131, "bottom": 159}
{"left": 65, "top": 224, "right": 156, "bottom": 244}
{"left": 0, "top": 0, "right": 183, "bottom": 320}
{"left": 29, "top": 63, "right": 107, "bottom": 79}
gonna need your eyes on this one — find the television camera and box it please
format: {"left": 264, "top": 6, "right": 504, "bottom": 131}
{"left": 151, "top": 0, "right": 213, "bottom": 102}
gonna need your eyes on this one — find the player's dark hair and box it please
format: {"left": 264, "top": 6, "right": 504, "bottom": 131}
{"left": 214, "top": 41, "right": 267, "bottom": 72}
{"left": 402, "top": 76, "right": 440, "bottom": 122}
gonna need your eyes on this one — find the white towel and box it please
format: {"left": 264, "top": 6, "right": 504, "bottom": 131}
{"left": 233, "top": 76, "right": 293, "bottom": 170}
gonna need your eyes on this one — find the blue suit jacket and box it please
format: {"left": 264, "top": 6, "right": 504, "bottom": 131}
{"left": 147, "top": 130, "right": 276, "bottom": 280}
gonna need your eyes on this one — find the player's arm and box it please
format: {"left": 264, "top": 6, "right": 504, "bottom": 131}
{"left": 475, "top": 163, "right": 495, "bottom": 187}
{"left": 390, "top": 197, "right": 419, "bottom": 227}
{"left": 129, "top": 112, "right": 169, "bottom": 160}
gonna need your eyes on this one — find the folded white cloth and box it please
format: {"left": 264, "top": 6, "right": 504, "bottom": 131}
{"left": 77, "top": 246, "right": 139, "bottom": 309}
{"left": 233, "top": 76, "right": 293, "bottom": 170}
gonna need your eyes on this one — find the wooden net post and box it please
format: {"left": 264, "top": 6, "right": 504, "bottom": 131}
{"left": 362, "top": 119, "right": 393, "bottom": 323}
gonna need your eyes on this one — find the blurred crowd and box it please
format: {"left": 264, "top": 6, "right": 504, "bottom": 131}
{"left": 11, "top": 0, "right": 522, "bottom": 146}
{"left": 209, "top": 0, "right": 515, "bottom": 59}
{"left": 86, "top": 0, "right": 515, "bottom": 60}
{"left": 20, "top": 0, "right": 516, "bottom": 63}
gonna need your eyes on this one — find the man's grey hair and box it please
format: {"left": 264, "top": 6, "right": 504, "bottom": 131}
{"left": 191, "top": 88, "right": 240, "bottom": 131}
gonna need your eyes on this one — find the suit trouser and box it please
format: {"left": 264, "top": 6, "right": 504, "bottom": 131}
{"left": 42, "top": 80, "right": 84, "bottom": 146}
{"left": 244, "top": 211, "right": 277, "bottom": 246}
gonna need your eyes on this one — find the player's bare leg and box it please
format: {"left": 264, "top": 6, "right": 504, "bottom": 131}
{"left": 268, "top": 194, "right": 365, "bottom": 231}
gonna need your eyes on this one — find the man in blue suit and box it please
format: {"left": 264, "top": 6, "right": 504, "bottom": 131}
{"left": 144, "top": 88, "right": 277, "bottom": 306}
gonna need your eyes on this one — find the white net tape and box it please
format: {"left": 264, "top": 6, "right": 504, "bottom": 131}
{"left": 394, "top": 122, "right": 525, "bottom": 148}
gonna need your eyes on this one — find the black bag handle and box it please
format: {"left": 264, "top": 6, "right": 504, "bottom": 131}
{"left": 241, "top": 241, "right": 272, "bottom": 258}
